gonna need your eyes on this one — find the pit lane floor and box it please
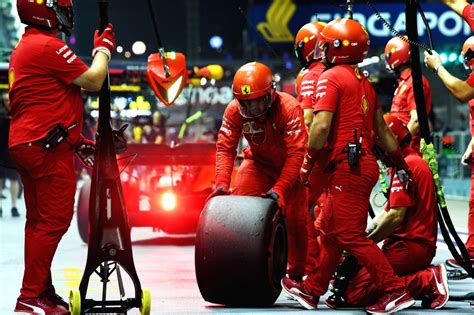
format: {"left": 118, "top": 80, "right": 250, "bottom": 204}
{"left": 0, "top": 184, "right": 473, "bottom": 314}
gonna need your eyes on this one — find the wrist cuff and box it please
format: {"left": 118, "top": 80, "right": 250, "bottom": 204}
{"left": 92, "top": 47, "right": 111, "bottom": 61}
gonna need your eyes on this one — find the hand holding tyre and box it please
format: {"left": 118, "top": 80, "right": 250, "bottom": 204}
{"left": 207, "top": 185, "right": 230, "bottom": 201}
{"left": 261, "top": 189, "right": 285, "bottom": 215}
{"left": 92, "top": 23, "right": 115, "bottom": 60}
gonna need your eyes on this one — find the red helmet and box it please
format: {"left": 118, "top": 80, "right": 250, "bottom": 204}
{"left": 384, "top": 114, "right": 411, "bottom": 146}
{"left": 17, "top": 0, "right": 74, "bottom": 36}
{"left": 317, "top": 18, "right": 370, "bottom": 65}
{"left": 295, "top": 68, "right": 309, "bottom": 96}
{"left": 384, "top": 36, "right": 411, "bottom": 70}
{"left": 232, "top": 62, "right": 276, "bottom": 118}
{"left": 294, "top": 21, "right": 326, "bottom": 66}
{"left": 462, "top": 36, "right": 474, "bottom": 70}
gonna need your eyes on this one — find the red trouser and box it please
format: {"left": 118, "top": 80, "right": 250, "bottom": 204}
{"left": 10, "top": 141, "right": 76, "bottom": 299}
{"left": 468, "top": 164, "right": 474, "bottom": 256}
{"left": 232, "top": 159, "right": 308, "bottom": 280}
{"left": 304, "top": 156, "right": 405, "bottom": 296}
{"left": 345, "top": 239, "right": 435, "bottom": 306}
{"left": 305, "top": 167, "right": 329, "bottom": 274}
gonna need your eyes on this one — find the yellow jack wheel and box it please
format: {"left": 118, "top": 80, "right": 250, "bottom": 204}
{"left": 69, "top": 289, "right": 81, "bottom": 315}
{"left": 140, "top": 288, "right": 151, "bottom": 315}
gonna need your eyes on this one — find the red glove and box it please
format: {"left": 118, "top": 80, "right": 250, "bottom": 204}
{"left": 75, "top": 138, "right": 95, "bottom": 168}
{"left": 300, "top": 147, "right": 319, "bottom": 187}
{"left": 388, "top": 148, "right": 412, "bottom": 185}
{"left": 92, "top": 23, "right": 115, "bottom": 60}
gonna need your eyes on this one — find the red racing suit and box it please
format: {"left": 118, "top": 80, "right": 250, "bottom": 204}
{"left": 298, "top": 61, "right": 326, "bottom": 111}
{"left": 303, "top": 65, "right": 405, "bottom": 297}
{"left": 297, "top": 61, "right": 329, "bottom": 274}
{"left": 297, "top": 61, "right": 330, "bottom": 205}
{"left": 344, "top": 147, "right": 439, "bottom": 305}
{"left": 463, "top": 4, "right": 474, "bottom": 32}
{"left": 390, "top": 68, "right": 431, "bottom": 153}
{"left": 8, "top": 27, "right": 88, "bottom": 299}
{"left": 468, "top": 98, "right": 474, "bottom": 258}
{"left": 215, "top": 91, "right": 308, "bottom": 280}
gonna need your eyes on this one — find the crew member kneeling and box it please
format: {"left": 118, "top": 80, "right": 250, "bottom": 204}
{"left": 337, "top": 114, "right": 448, "bottom": 310}
{"left": 282, "top": 18, "right": 415, "bottom": 314}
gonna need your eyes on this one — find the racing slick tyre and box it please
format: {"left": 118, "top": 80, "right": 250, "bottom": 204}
{"left": 195, "top": 196, "right": 287, "bottom": 306}
{"left": 77, "top": 177, "right": 91, "bottom": 244}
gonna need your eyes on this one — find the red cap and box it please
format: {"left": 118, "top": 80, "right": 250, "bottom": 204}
{"left": 384, "top": 114, "right": 411, "bottom": 146}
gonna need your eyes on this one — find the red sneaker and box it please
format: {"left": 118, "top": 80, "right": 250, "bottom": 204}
{"left": 325, "top": 294, "right": 361, "bottom": 310}
{"left": 422, "top": 264, "right": 449, "bottom": 309}
{"left": 47, "top": 293, "right": 69, "bottom": 310}
{"left": 281, "top": 276, "right": 319, "bottom": 309}
{"left": 14, "top": 295, "right": 70, "bottom": 314}
{"left": 366, "top": 289, "right": 414, "bottom": 314}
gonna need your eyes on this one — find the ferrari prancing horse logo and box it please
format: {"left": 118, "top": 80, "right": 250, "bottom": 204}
{"left": 362, "top": 96, "right": 369, "bottom": 116}
{"left": 241, "top": 85, "right": 251, "bottom": 94}
{"left": 8, "top": 68, "right": 15, "bottom": 88}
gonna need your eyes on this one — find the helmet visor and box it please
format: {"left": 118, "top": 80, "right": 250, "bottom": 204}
{"left": 294, "top": 40, "right": 306, "bottom": 66}
{"left": 55, "top": 5, "right": 74, "bottom": 32}
{"left": 463, "top": 48, "right": 474, "bottom": 70}
{"left": 384, "top": 51, "right": 395, "bottom": 72}
{"left": 314, "top": 38, "right": 327, "bottom": 62}
{"left": 238, "top": 94, "right": 272, "bottom": 118}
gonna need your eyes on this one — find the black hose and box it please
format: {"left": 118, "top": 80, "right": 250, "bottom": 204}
{"left": 147, "top": 0, "right": 170, "bottom": 77}
{"left": 147, "top": 0, "right": 164, "bottom": 49}
{"left": 405, "top": 0, "right": 473, "bottom": 277}
{"left": 417, "top": 3, "right": 434, "bottom": 51}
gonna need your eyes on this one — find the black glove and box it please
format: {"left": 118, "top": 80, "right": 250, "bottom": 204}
{"left": 395, "top": 168, "right": 411, "bottom": 184}
{"left": 388, "top": 148, "right": 412, "bottom": 183}
{"left": 113, "top": 124, "right": 128, "bottom": 154}
{"left": 207, "top": 185, "right": 229, "bottom": 201}
{"left": 261, "top": 189, "right": 285, "bottom": 214}
{"left": 262, "top": 190, "right": 279, "bottom": 202}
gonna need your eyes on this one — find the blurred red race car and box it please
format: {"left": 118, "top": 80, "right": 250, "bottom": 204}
{"left": 76, "top": 142, "right": 234, "bottom": 243}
